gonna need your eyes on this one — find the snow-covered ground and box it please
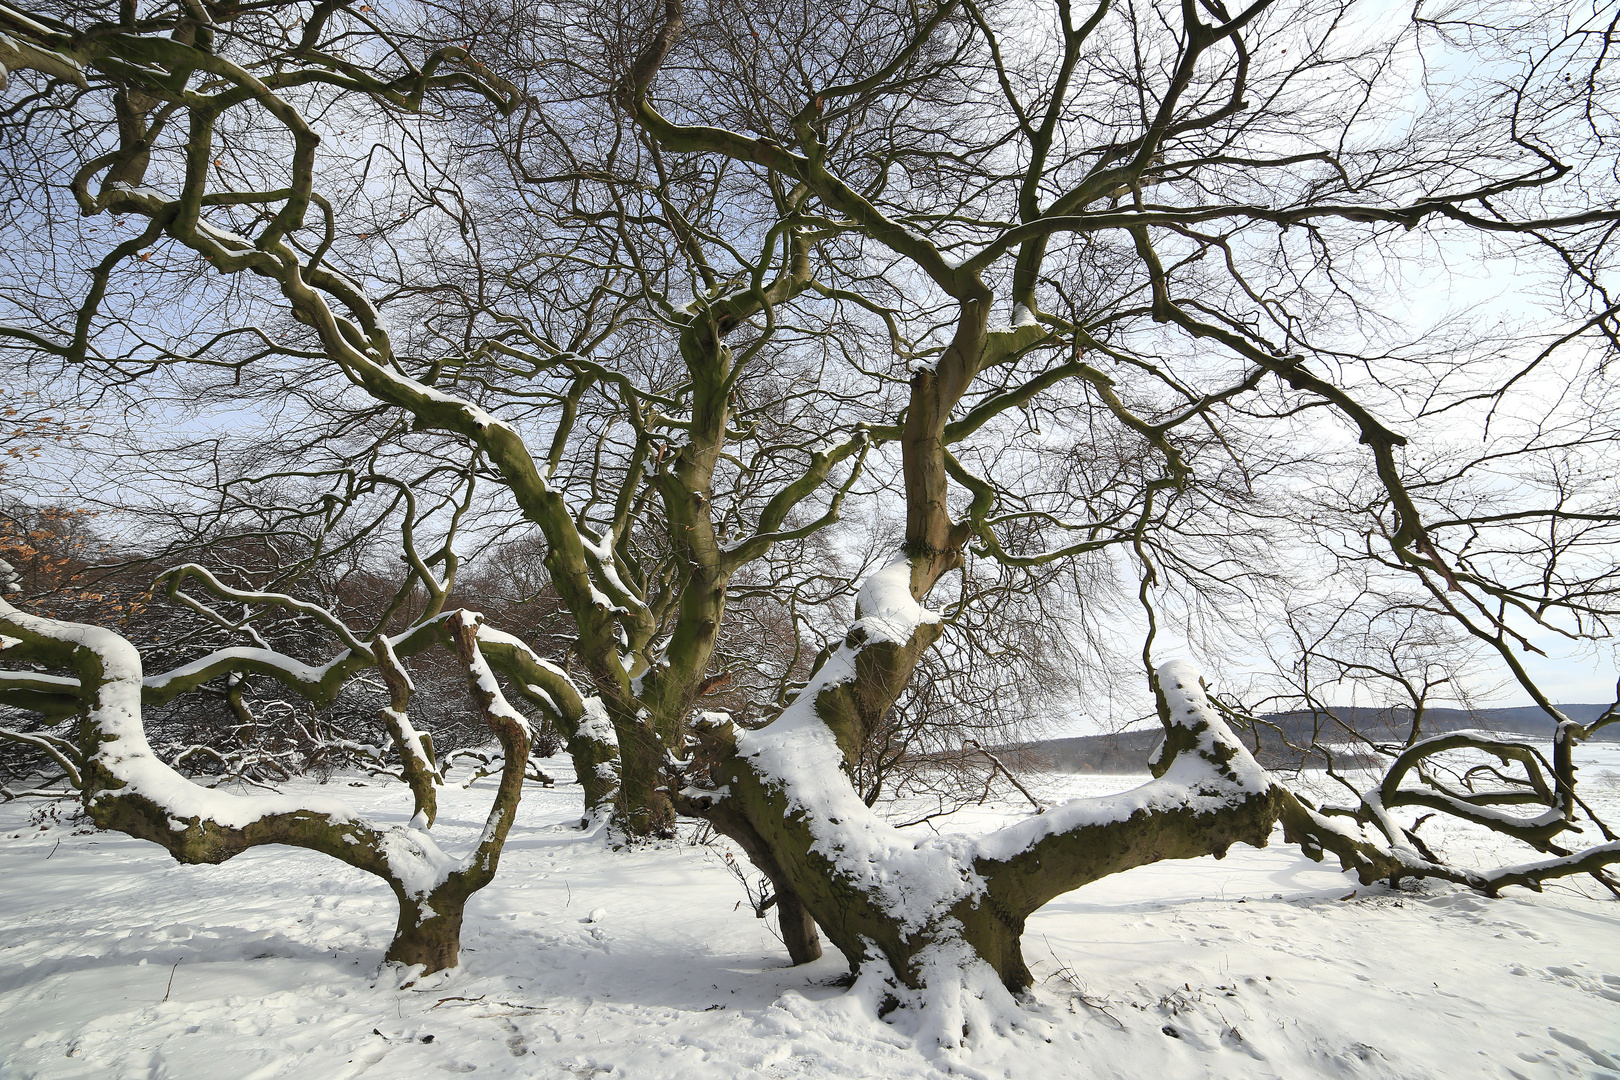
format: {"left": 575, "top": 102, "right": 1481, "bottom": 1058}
{"left": 2, "top": 753, "right": 1618, "bottom": 1080}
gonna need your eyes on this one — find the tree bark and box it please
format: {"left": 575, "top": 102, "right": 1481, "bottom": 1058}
{"left": 387, "top": 890, "right": 470, "bottom": 971}
{"left": 690, "top": 658, "right": 1278, "bottom": 994}
{"left": 775, "top": 887, "right": 824, "bottom": 965}
{"left": 698, "top": 795, "right": 825, "bottom": 964}
{"left": 0, "top": 596, "right": 536, "bottom": 976}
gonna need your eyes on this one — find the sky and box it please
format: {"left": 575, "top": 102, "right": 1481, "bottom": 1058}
{"left": 2, "top": 0, "right": 1614, "bottom": 736}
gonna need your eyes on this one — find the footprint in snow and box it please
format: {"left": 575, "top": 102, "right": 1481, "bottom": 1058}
{"left": 1537, "top": 964, "right": 1620, "bottom": 1004}
{"left": 1547, "top": 1028, "right": 1620, "bottom": 1072}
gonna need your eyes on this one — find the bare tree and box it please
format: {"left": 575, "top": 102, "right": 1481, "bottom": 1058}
{"left": 607, "top": 0, "right": 1620, "bottom": 1018}
{"left": 0, "top": 0, "right": 1617, "bottom": 1036}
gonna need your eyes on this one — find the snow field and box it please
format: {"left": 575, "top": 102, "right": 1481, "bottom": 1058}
{"left": 1, "top": 756, "right": 1617, "bottom": 1080}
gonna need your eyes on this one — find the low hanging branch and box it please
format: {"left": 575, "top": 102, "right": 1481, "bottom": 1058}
{"left": 0, "top": 551, "right": 582, "bottom": 973}
{"left": 2, "top": 566, "right": 622, "bottom": 824}
{"left": 1275, "top": 726, "right": 1620, "bottom": 897}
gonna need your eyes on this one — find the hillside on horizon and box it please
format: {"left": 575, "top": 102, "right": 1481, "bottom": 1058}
{"left": 1003, "top": 703, "right": 1618, "bottom": 775}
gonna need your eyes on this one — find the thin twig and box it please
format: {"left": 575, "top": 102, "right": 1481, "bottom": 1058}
{"left": 965, "top": 739, "right": 1046, "bottom": 813}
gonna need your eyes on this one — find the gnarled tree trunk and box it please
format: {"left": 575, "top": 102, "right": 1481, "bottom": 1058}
{"left": 685, "top": 575, "right": 1279, "bottom": 1027}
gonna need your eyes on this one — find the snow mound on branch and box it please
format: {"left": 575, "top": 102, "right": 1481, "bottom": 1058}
{"left": 0, "top": 599, "right": 462, "bottom": 897}
{"left": 972, "top": 663, "right": 1269, "bottom": 862}
{"left": 143, "top": 646, "right": 338, "bottom": 692}
{"left": 738, "top": 677, "right": 985, "bottom": 933}
{"left": 742, "top": 650, "right": 1271, "bottom": 932}
{"left": 854, "top": 558, "right": 941, "bottom": 644}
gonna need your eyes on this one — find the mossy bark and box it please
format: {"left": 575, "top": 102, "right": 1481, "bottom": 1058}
{"left": 694, "top": 664, "right": 1280, "bottom": 993}
{"left": 2, "top": 600, "right": 535, "bottom": 977}
{"left": 388, "top": 889, "right": 471, "bottom": 971}
{"left": 612, "top": 712, "right": 677, "bottom": 838}
{"left": 700, "top": 796, "right": 824, "bottom": 964}
{"left": 565, "top": 728, "right": 621, "bottom": 828}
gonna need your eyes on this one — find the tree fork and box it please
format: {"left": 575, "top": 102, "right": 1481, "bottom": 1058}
{"left": 691, "top": 659, "right": 1279, "bottom": 992}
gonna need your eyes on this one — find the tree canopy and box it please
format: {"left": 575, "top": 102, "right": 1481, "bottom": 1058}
{"left": 0, "top": 0, "right": 1617, "bottom": 1026}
